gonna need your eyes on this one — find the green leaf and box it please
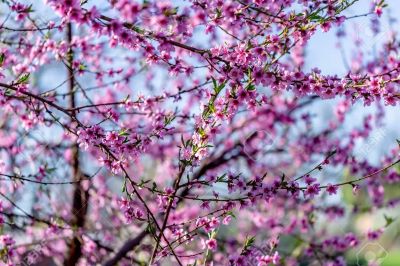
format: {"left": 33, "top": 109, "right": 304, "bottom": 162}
{"left": 217, "top": 173, "right": 227, "bottom": 182}
{"left": 246, "top": 83, "right": 256, "bottom": 91}
{"left": 138, "top": 178, "right": 150, "bottom": 188}
{"left": 212, "top": 77, "right": 217, "bottom": 90}
{"left": 119, "top": 129, "right": 129, "bottom": 137}
{"left": 0, "top": 53, "right": 5, "bottom": 66}
{"left": 17, "top": 73, "right": 30, "bottom": 84}
{"left": 216, "top": 8, "right": 222, "bottom": 18}
{"left": 181, "top": 135, "right": 186, "bottom": 148}
{"left": 122, "top": 178, "right": 127, "bottom": 192}
{"left": 226, "top": 210, "right": 236, "bottom": 219}
{"left": 308, "top": 12, "right": 323, "bottom": 22}
{"left": 123, "top": 94, "right": 130, "bottom": 103}
{"left": 211, "top": 77, "right": 226, "bottom": 94}
{"left": 163, "top": 7, "right": 178, "bottom": 16}
{"left": 384, "top": 214, "right": 395, "bottom": 227}
{"left": 26, "top": 5, "right": 34, "bottom": 13}
{"left": 216, "top": 82, "right": 226, "bottom": 94}
{"left": 46, "top": 167, "right": 56, "bottom": 174}
{"left": 147, "top": 222, "right": 157, "bottom": 236}
{"left": 242, "top": 236, "right": 255, "bottom": 254}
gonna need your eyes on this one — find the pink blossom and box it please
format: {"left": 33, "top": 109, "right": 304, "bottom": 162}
{"left": 202, "top": 238, "right": 217, "bottom": 251}
{"left": 326, "top": 184, "right": 339, "bottom": 195}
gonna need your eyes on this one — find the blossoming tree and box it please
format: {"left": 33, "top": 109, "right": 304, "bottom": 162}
{"left": 0, "top": 0, "right": 399, "bottom": 265}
